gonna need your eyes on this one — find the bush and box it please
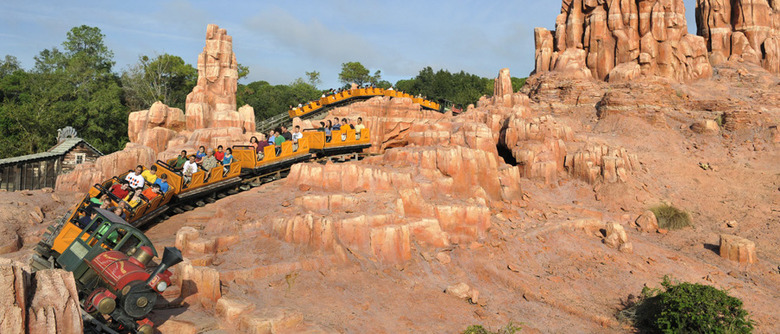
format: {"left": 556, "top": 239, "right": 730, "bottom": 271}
{"left": 462, "top": 321, "right": 522, "bottom": 334}
{"left": 650, "top": 204, "right": 691, "bottom": 230}
{"left": 622, "top": 276, "right": 753, "bottom": 333}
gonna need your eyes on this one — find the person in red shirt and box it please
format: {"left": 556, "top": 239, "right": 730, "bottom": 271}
{"left": 110, "top": 181, "right": 131, "bottom": 199}
{"left": 214, "top": 145, "right": 225, "bottom": 163}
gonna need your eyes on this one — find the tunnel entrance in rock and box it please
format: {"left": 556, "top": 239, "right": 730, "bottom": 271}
{"left": 496, "top": 143, "right": 517, "bottom": 166}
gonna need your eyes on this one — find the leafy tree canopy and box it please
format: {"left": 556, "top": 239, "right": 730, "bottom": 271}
{"left": 338, "top": 61, "right": 383, "bottom": 87}
{"left": 121, "top": 53, "right": 197, "bottom": 110}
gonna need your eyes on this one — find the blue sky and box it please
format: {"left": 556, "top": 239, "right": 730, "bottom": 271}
{"left": 0, "top": 1, "right": 699, "bottom": 88}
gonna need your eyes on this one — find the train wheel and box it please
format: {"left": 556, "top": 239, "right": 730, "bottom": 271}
{"left": 216, "top": 192, "right": 227, "bottom": 199}
{"left": 239, "top": 184, "right": 251, "bottom": 191}
{"left": 181, "top": 205, "right": 195, "bottom": 211}
{"left": 204, "top": 197, "right": 216, "bottom": 204}
{"left": 226, "top": 189, "right": 239, "bottom": 195}
{"left": 172, "top": 207, "right": 185, "bottom": 214}
{"left": 194, "top": 200, "right": 206, "bottom": 207}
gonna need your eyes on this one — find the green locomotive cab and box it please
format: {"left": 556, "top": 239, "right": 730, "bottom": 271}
{"left": 57, "top": 207, "right": 157, "bottom": 288}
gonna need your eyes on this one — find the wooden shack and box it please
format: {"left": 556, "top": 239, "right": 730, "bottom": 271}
{"left": 0, "top": 136, "right": 102, "bottom": 191}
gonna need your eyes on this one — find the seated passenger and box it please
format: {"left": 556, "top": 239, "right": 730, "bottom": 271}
{"left": 124, "top": 189, "right": 144, "bottom": 209}
{"left": 142, "top": 183, "right": 162, "bottom": 200}
{"left": 110, "top": 181, "right": 131, "bottom": 199}
{"left": 292, "top": 125, "right": 303, "bottom": 143}
{"left": 112, "top": 205, "right": 127, "bottom": 220}
{"left": 267, "top": 130, "right": 276, "bottom": 146}
{"left": 182, "top": 155, "right": 198, "bottom": 185}
{"left": 154, "top": 173, "right": 170, "bottom": 194}
{"left": 141, "top": 165, "right": 157, "bottom": 184}
{"left": 78, "top": 209, "right": 97, "bottom": 229}
{"left": 125, "top": 165, "right": 145, "bottom": 190}
{"left": 215, "top": 145, "right": 225, "bottom": 163}
{"left": 174, "top": 150, "right": 188, "bottom": 170}
{"left": 274, "top": 129, "right": 286, "bottom": 156}
{"left": 90, "top": 194, "right": 110, "bottom": 206}
{"left": 201, "top": 148, "right": 219, "bottom": 172}
{"left": 222, "top": 148, "right": 233, "bottom": 175}
{"left": 281, "top": 125, "right": 292, "bottom": 141}
{"left": 354, "top": 117, "right": 366, "bottom": 133}
{"left": 342, "top": 118, "right": 354, "bottom": 130}
{"left": 249, "top": 136, "right": 259, "bottom": 151}
{"left": 332, "top": 118, "right": 342, "bottom": 131}
{"left": 317, "top": 121, "right": 326, "bottom": 132}
{"left": 325, "top": 120, "right": 333, "bottom": 142}
{"left": 195, "top": 146, "right": 206, "bottom": 163}
{"left": 257, "top": 134, "right": 269, "bottom": 160}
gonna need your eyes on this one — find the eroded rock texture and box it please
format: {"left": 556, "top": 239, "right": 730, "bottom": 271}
{"left": 534, "top": 0, "right": 713, "bottom": 82}
{"left": 0, "top": 261, "right": 83, "bottom": 334}
{"left": 697, "top": 0, "right": 780, "bottom": 74}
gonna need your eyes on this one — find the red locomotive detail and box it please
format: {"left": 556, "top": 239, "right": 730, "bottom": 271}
{"left": 87, "top": 246, "right": 173, "bottom": 294}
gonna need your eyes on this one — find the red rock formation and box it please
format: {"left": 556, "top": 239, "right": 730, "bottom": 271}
{"left": 499, "top": 114, "right": 574, "bottom": 184}
{"left": 57, "top": 24, "right": 257, "bottom": 191}
{"left": 0, "top": 261, "right": 84, "bottom": 334}
{"left": 697, "top": 0, "right": 780, "bottom": 74}
{"left": 56, "top": 143, "right": 156, "bottom": 192}
{"left": 564, "top": 143, "right": 639, "bottom": 184}
{"left": 535, "top": 0, "right": 713, "bottom": 82}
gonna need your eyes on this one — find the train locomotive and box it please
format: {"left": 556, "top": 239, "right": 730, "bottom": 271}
{"left": 33, "top": 207, "right": 182, "bottom": 333}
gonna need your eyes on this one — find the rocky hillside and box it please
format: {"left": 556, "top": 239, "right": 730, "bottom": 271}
{"left": 1, "top": 2, "right": 779, "bottom": 332}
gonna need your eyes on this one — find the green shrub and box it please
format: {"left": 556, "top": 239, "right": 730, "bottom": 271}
{"left": 622, "top": 276, "right": 753, "bottom": 333}
{"left": 715, "top": 113, "right": 725, "bottom": 127}
{"left": 650, "top": 204, "right": 692, "bottom": 230}
{"left": 462, "top": 321, "right": 522, "bottom": 334}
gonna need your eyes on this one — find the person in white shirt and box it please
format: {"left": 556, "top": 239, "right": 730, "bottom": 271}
{"left": 292, "top": 125, "right": 303, "bottom": 142}
{"left": 125, "top": 165, "right": 145, "bottom": 190}
{"left": 181, "top": 155, "right": 198, "bottom": 185}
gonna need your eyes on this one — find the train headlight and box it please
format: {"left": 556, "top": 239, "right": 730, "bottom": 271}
{"left": 156, "top": 281, "right": 168, "bottom": 292}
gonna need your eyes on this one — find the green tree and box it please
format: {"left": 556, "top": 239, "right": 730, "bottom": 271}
{"left": 395, "top": 66, "right": 493, "bottom": 108}
{"left": 0, "top": 25, "right": 128, "bottom": 158}
{"left": 338, "top": 61, "right": 377, "bottom": 87}
{"left": 0, "top": 55, "right": 21, "bottom": 78}
{"left": 305, "top": 70, "right": 321, "bottom": 88}
{"left": 237, "top": 76, "right": 321, "bottom": 121}
{"left": 121, "top": 54, "right": 197, "bottom": 110}
{"left": 237, "top": 63, "right": 250, "bottom": 80}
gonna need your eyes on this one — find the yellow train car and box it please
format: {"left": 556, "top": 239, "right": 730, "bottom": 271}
{"left": 233, "top": 137, "right": 314, "bottom": 176}
{"left": 305, "top": 128, "right": 371, "bottom": 156}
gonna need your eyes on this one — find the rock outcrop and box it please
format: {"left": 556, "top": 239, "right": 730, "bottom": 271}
{"left": 719, "top": 234, "right": 757, "bottom": 264}
{"left": 57, "top": 24, "right": 257, "bottom": 191}
{"left": 696, "top": 0, "right": 780, "bottom": 74}
{"left": 0, "top": 261, "right": 83, "bottom": 334}
{"left": 534, "top": 0, "right": 713, "bottom": 82}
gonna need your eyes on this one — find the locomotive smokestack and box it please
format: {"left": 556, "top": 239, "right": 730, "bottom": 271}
{"left": 145, "top": 247, "right": 183, "bottom": 285}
